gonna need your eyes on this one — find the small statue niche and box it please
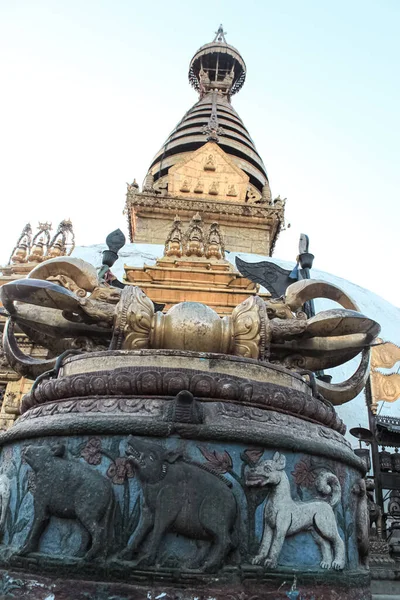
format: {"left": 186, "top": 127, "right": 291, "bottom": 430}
{"left": 185, "top": 212, "right": 204, "bottom": 257}
{"left": 204, "top": 154, "right": 216, "bottom": 171}
{"left": 194, "top": 180, "right": 204, "bottom": 194}
{"left": 180, "top": 179, "right": 191, "bottom": 193}
{"left": 205, "top": 222, "right": 225, "bottom": 260}
{"left": 164, "top": 216, "right": 183, "bottom": 258}
{"left": 226, "top": 184, "right": 238, "bottom": 197}
{"left": 209, "top": 181, "right": 219, "bottom": 196}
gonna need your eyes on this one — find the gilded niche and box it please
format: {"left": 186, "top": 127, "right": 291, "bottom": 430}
{"left": 167, "top": 142, "right": 249, "bottom": 202}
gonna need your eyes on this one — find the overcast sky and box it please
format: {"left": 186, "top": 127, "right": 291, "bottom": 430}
{"left": 1, "top": 0, "right": 399, "bottom": 305}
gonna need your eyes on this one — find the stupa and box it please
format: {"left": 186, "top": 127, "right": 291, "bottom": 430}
{"left": 0, "top": 25, "right": 398, "bottom": 600}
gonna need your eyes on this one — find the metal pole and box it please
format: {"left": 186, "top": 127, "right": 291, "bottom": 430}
{"left": 365, "top": 377, "right": 384, "bottom": 512}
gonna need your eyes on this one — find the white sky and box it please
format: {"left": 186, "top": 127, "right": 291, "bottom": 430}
{"left": 0, "top": 0, "right": 399, "bottom": 305}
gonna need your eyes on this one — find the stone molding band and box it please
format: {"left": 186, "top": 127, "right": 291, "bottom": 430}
{"left": 0, "top": 412, "right": 362, "bottom": 470}
{"left": 20, "top": 366, "right": 345, "bottom": 434}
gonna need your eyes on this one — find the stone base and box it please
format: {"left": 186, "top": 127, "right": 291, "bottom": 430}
{"left": 0, "top": 564, "right": 371, "bottom": 600}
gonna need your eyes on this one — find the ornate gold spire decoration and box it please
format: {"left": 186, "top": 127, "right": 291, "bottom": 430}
{"left": 9, "top": 223, "right": 32, "bottom": 264}
{"left": 164, "top": 216, "right": 183, "bottom": 258}
{"left": 125, "top": 29, "right": 285, "bottom": 255}
{"left": 47, "top": 219, "right": 75, "bottom": 258}
{"left": 185, "top": 212, "right": 205, "bottom": 257}
{"left": 205, "top": 222, "right": 225, "bottom": 259}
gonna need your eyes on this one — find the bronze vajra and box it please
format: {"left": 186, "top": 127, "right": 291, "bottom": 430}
{"left": 0, "top": 257, "right": 380, "bottom": 405}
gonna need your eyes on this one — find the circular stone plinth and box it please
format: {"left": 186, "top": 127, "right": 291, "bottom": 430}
{"left": 0, "top": 350, "right": 368, "bottom": 600}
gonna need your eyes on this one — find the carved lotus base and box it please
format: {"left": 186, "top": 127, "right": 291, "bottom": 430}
{"left": 0, "top": 351, "right": 369, "bottom": 599}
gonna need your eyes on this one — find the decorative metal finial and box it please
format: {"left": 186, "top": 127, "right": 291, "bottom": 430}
{"left": 213, "top": 24, "right": 227, "bottom": 43}
{"left": 98, "top": 228, "right": 126, "bottom": 280}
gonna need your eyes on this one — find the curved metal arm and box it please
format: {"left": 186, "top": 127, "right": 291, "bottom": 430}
{"left": 284, "top": 279, "right": 376, "bottom": 405}
{"left": 3, "top": 318, "right": 57, "bottom": 379}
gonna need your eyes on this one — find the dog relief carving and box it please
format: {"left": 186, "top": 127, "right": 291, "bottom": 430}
{"left": 245, "top": 452, "right": 345, "bottom": 570}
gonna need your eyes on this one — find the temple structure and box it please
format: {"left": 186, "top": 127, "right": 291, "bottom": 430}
{"left": 0, "top": 25, "right": 399, "bottom": 600}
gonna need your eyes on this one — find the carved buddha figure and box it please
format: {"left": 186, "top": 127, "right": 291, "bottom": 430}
{"left": 180, "top": 179, "right": 191, "bottom": 193}
{"left": 204, "top": 154, "right": 216, "bottom": 171}
{"left": 194, "top": 180, "right": 204, "bottom": 194}
{"left": 227, "top": 184, "right": 238, "bottom": 197}
{"left": 209, "top": 181, "right": 219, "bottom": 196}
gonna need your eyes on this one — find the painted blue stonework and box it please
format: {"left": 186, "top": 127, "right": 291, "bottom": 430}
{"left": 0, "top": 435, "right": 360, "bottom": 570}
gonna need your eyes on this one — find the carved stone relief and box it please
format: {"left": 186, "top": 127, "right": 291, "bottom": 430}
{"left": 245, "top": 452, "right": 345, "bottom": 570}
{"left": 119, "top": 436, "right": 237, "bottom": 571}
{"left": 20, "top": 443, "right": 114, "bottom": 558}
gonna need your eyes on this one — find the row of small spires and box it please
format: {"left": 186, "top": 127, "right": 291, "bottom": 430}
{"left": 8, "top": 220, "right": 75, "bottom": 265}
{"left": 164, "top": 213, "right": 225, "bottom": 260}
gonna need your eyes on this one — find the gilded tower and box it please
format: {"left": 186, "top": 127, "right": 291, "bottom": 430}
{"left": 126, "top": 26, "right": 285, "bottom": 256}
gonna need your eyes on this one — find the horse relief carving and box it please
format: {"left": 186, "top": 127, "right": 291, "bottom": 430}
{"left": 120, "top": 436, "right": 238, "bottom": 571}
{"left": 20, "top": 444, "right": 115, "bottom": 559}
{"left": 245, "top": 452, "right": 345, "bottom": 570}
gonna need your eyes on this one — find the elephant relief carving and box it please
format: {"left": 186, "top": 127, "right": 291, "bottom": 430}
{"left": 20, "top": 444, "right": 115, "bottom": 559}
{"left": 245, "top": 452, "right": 345, "bottom": 570}
{"left": 120, "top": 437, "right": 238, "bottom": 571}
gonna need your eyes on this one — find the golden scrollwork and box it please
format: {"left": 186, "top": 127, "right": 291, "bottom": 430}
{"left": 111, "top": 286, "right": 154, "bottom": 350}
{"left": 231, "top": 296, "right": 270, "bottom": 359}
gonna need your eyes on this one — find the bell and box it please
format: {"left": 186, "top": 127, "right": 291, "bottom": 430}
{"left": 353, "top": 448, "right": 371, "bottom": 471}
{"left": 379, "top": 447, "right": 392, "bottom": 472}
{"left": 391, "top": 448, "right": 400, "bottom": 473}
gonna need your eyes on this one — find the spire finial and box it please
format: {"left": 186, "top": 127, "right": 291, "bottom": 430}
{"left": 213, "top": 24, "right": 227, "bottom": 43}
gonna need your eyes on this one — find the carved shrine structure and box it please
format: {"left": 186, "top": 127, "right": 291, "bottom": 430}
{"left": 0, "top": 26, "right": 383, "bottom": 600}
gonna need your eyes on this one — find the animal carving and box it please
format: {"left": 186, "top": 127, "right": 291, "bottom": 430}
{"left": 121, "top": 437, "right": 238, "bottom": 571}
{"left": 245, "top": 452, "right": 345, "bottom": 570}
{"left": 21, "top": 444, "right": 115, "bottom": 559}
